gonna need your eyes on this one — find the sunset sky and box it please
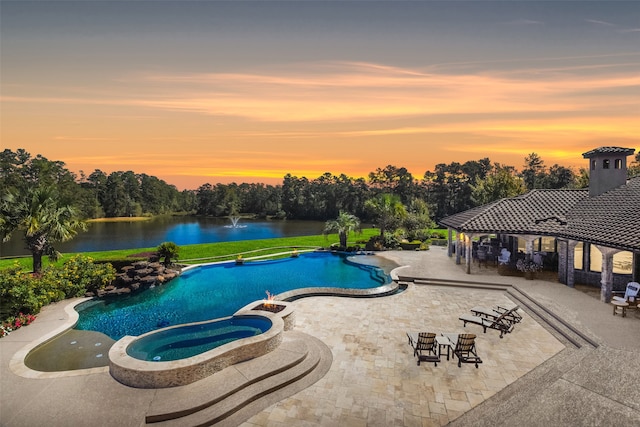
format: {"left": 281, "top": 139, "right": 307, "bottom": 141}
{"left": 2, "top": 1, "right": 639, "bottom": 190}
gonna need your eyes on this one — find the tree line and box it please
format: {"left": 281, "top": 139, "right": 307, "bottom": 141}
{"left": 2, "top": 148, "right": 639, "bottom": 224}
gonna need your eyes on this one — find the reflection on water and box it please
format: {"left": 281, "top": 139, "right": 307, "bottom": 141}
{"left": 0, "top": 217, "right": 327, "bottom": 257}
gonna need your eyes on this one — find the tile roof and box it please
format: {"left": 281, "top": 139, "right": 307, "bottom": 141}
{"left": 439, "top": 177, "right": 640, "bottom": 252}
{"left": 439, "top": 189, "right": 588, "bottom": 235}
{"left": 558, "top": 177, "right": 640, "bottom": 252}
{"left": 582, "top": 146, "right": 635, "bottom": 158}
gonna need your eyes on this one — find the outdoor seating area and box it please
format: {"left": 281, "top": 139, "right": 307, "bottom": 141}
{"left": 610, "top": 282, "right": 639, "bottom": 317}
{"left": 407, "top": 331, "right": 483, "bottom": 368}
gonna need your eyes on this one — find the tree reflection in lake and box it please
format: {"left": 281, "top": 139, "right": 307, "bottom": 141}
{"left": 0, "top": 217, "right": 327, "bottom": 257}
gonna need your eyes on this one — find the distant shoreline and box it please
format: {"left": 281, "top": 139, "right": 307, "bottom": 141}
{"left": 87, "top": 217, "right": 151, "bottom": 223}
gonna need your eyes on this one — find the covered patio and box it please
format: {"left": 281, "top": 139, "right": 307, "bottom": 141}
{"left": 439, "top": 147, "right": 640, "bottom": 303}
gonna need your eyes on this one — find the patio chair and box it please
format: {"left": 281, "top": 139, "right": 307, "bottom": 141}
{"left": 458, "top": 311, "right": 514, "bottom": 338}
{"left": 470, "top": 305, "right": 522, "bottom": 324}
{"left": 612, "top": 282, "right": 640, "bottom": 307}
{"left": 406, "top": 332, "right": 440, "bottom": 366}
{"left": 448, "top": 333, "right": 482, "bottom": 368}
{"left": 498, "top": 248, "right": 511, "bottom": 265}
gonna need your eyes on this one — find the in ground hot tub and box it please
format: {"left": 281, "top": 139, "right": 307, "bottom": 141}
{"left": 126, "top": 317, "right": 272, "bottom": 362}
{"left": 108, "top": 301, "right": 293, "bottom": 388}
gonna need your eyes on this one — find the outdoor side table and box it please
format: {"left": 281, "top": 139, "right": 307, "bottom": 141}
{"left": 611, "top": 300, "right": 629, "bottom": 317}
{"left": 436, "top": 335, "right": 453, "bottom": 360}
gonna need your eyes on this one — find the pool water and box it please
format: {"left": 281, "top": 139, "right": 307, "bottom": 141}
{"left": 126, "top": 317, "right": 272, "bottom": 362}
{"left": 75, "top": 252, "right": 391, "bottom": 340}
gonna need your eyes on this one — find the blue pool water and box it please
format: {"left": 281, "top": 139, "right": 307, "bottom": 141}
{"left": 74, "top": 252, "right": 391, "bottom": 340}
{"left": 126, "top": 317, "right": 272, "bottom": 362}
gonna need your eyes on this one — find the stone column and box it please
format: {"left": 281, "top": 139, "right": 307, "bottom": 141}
{"left": 447, "top": 228, "right": 453, "bottom": 257}
{"left": 557, "top": 239, "right": 567, "bottom": 284}
{"left": 558, "top": 239, "right": 578, "bottom": 288}
{"left": 519, "top": 234, "right": 541, "bottom": 262}
{"left": 596, "top": 245, "right": 619, "bottom": 302}
{"left": 466, "top": 234, "right": 472, "bottom": 274}
{"left": 565, "top": 240, "right": 578, "bottom": 288}
{"left": 455, "top": 232, "right": 462, "bottom": 265}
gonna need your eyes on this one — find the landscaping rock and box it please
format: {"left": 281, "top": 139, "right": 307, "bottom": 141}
{"left": 94, "top": 260, "right": 182, "bottom": 298}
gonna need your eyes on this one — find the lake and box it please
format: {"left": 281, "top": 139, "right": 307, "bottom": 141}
{"left": 0, "top": 217, "right": 329, "bottom": 257}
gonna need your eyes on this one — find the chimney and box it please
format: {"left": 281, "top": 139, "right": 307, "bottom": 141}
{"left": 582, "top": 146, "right": 635, "bottom": 197}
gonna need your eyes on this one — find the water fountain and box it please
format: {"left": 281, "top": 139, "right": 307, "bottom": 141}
{"left": 225, "top": 216, "right": 247, "bottom": 228}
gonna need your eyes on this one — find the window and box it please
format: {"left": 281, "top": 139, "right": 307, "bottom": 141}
{"left": 603, "top": 159, "right": 610, "bottom": 169}
{"left": 591, "top": 160, "right": 596, "bottom": 170}
{"left": 574, "top": 242, "right": 583, "bottom": 269}
{"left": 589, "top": 246, "right": 633, "bottom": 274}
{"left": 615, "top": 159, "right": 622, "bottom": 169}
{"left": 541, "top": 237, "right": 555, "bottom": 252}
{"left": 613, "top": 251, "right": 633, "bottom": 274}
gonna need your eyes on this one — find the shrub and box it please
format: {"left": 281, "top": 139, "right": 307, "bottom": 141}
{"left": 0, "top": 264, "right": 43, "bottom": 316}
{"left": 0, "top": 256, "right": 115, "bottom": 323}
{"left": 43, "top": 255, "right": 116, "bottom": 296}
{"left": 430, "top": 230, "right": 447, "bottom": 239}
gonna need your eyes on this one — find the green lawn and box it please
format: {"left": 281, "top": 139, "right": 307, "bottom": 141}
{"left": 0, "top": 228, "right": 381, "bottom": 271}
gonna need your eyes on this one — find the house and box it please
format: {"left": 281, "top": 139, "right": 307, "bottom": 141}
{"left": 439, "top": 146, "right": 639, "bottom": 303}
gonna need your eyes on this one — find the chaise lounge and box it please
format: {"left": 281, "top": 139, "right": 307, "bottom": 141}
{"left": 458, "top": 311, "right": 514, "bottom": 338}
{"left": 470, "top": 305, "right": 522, "bottom": 324}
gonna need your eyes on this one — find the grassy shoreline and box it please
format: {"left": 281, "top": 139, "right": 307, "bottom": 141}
{"left": 0, "top": 229, "right": 381, "bottom": 271}
{"left": 86, "top": 216, "right": 152, "bottom": 223}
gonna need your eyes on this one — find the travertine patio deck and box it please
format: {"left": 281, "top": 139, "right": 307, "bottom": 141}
{"left": 242, "top": 285, "right": 563, "bottom": 426}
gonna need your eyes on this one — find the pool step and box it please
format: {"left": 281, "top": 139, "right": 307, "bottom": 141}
{"left": 145, "top": 331, "right": 331, "bottom": 426}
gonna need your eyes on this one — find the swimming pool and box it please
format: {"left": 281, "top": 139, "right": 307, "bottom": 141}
{"left": 75, "top": 252, "right": 392, "bottom": 340}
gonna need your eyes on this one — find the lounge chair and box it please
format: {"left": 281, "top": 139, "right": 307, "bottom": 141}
{"left": 444, "top": 333, "right": 482, "bottom": 368}
{"left": 612, "top": 282, "right": 639, "bottom": 307}
{"left": 406, "top": 332, "right": 440, "bottom": 366}
{"left": 498, "top": 248, "right": 511, "bottom": 265}
{"left": 459, "top": 311, "right": 514, "bottom": 338}
{"left": 470, "top": 305, "right": 522, "bottom": 324}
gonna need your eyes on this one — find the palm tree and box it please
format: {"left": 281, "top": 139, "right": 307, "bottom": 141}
{"left": 157, "top": 241, "right": 180, "bottom": 267}
{"left": 323, "top": 211, "right": 361, "bottom": 248}
{"left": 364, "top": 193, "right": 407, "bottom": 237}
{"left": 0, "top": 187, "right": 86, "bottom": 273}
